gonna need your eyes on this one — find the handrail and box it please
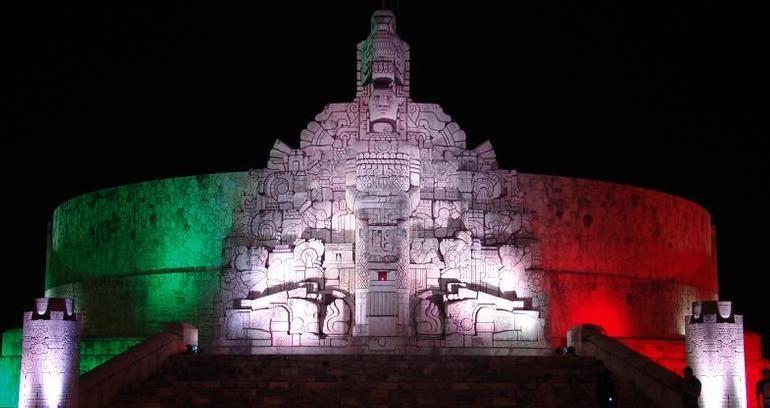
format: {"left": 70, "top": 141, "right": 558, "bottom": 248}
{"left": 79, "top": 323, "right": 196, "bottom": 408}
{"left": 568, "top": 325, "right": 683, "bottom": 408}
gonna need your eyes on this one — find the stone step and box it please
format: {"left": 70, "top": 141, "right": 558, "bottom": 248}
{"left": 113, "top": 354, "right": 652, "bottom": 407}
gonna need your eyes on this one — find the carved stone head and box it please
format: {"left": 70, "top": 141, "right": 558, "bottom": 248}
{"left": 369, "top": 87, "right": 398, "bottom": 132}
{"left": 358, "top": 10, "right": 408, "bottom": 97}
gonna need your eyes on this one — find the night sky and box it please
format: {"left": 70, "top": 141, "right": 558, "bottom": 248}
{"left": 6, "top": 2, "right": 767, "bottom": 353}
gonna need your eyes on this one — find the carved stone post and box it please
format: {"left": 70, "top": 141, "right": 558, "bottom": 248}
{"left": 18, "top": 298, "right": 80, "bottom": 408}
{"left": 685, "top": 300, "right": 746, "bottom": 408}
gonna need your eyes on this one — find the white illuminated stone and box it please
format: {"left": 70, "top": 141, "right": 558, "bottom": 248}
{"left": 685, "top": 301, "right": 747, "bottom": 408}
{"left": 212, "top": 9, "right": 547, "bottom": 353}
{"left": 18, "top": 298, "right": 80, "bottom": 408}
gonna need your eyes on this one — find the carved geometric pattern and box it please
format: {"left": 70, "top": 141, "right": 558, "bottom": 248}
{"left": 19, "top": 299, "right": 80, "bottom": 407}
{"left": 356, "top": 219, "right": 370, "bottom": 289}
{"left": 685, "top": 301, "right": 747, "bottom": 408}
{"left": 213, "top": 10, "right": 545, "bottom": 351}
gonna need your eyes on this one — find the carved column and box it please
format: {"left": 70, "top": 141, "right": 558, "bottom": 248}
{"left": 353, "top": 196, "right": 409, "bottom": 337}
{"left": 354, "top": 217, "right": 370, "bottom": 335}
{"left": 18, "top": 298, "right": 80, "bottom": 408}
{"left": 395, "top": 218, "right": 411, "bottom": 335}
{"left": 685, "top": 300, "right": 747, "bottom": 408}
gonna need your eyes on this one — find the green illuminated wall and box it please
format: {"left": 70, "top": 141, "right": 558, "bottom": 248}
{"left": 28, "top": 171, "right": 249, "bottom": 407}
{"left": 44, "top": 172, "right": 249, "bottom": 344}
{"left": 79, "top": 337, "right": 144, "bottom": 374}
{"left": 47, "top": 271, "right": 219, "bottom": 339}
{"left": 0, "top": 355, "right": 20, "bottom": 408}
{"left": 0, "top": 329, "right": 22, "bottom": 407}
{"left": 0, "top": 329, "right": 142, "bottom": 407}
{"left": 47, "top": 172, "right": 248, "bottom": 288}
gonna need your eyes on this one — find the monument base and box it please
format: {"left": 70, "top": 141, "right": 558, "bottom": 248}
{"left": 211, "top": 335, "right": 550, "bottom": 355}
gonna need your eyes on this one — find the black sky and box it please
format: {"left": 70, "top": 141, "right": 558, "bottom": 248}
{"left": 5, "top": 2, "right": 768, "bottom": 353}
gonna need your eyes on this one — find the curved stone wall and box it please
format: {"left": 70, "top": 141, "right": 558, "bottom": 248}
{"left": 522, "top": 175, "right": 717, "bottom": 291}
{"left": 520, "top": 174, "right": 718, "bottom": 339}
{"left": 45, "top": 172, "right": 249, "bottom": 345}
{"left": 47, "top": 172, "right": 248, "bottom": 288}
{"left": 45, "top": 171, "right": 717, "bottom": 342}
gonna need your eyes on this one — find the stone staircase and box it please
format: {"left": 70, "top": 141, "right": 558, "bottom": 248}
{"left": 112, "top": 354, "right": 652, "bottom": 407}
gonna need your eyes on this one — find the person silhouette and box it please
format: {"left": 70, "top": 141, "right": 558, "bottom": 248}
{"left": 537, "top": 372, "right": 559, "bottom": 408}
{"left": 596, "top": 362, "right": 617, "bottom": 408}
{"left": 682, "top": 366, "right": 702, "bottom": 408}
{"left": 758, "top": 368, "right": 770, "bottom": 408}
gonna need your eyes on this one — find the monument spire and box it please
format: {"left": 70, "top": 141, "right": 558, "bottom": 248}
{"left": 357, "top": 9, "right": 409, "bottom": 97}
{"left": 215, "top": 2, "right": 545, "bottom": 354}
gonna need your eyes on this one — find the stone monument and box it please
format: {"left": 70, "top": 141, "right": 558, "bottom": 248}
{"left": 18, "top": 298, "right": 80, "bottom": 408}
{"left": 685, "top": 300, "right": 747, "bottom": 408}
{"left": 213, "top": 10, "right": 547, "bottom": 353}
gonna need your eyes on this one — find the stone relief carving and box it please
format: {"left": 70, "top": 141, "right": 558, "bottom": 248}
{"left": 685, "top": 301, "right": 747, "bottom": 408}
{"left": 410, "top": 238, "right": 440, "bottom": 264}
{"left": 324, "top": 296, "right": 353, "bottom": 336}
{"left": 413, "top": 292, "right": 444, "bottom": 336}
{"left": 213, "top": 10, "right": 547, "bottom": 353}
{"left": 19, "top": 298, "right": 80, "bottom": 407}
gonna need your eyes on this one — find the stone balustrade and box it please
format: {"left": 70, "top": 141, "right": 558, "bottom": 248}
{"left": 568, "top": 324, "right": 683, "bottom": 408}
{"left": 79, "top": 323, "right": 197, "bottom": 408}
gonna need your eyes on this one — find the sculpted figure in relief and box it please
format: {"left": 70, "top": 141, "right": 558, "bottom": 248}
{"left": 214, "top": 10, "right": 545, "bottom": 351}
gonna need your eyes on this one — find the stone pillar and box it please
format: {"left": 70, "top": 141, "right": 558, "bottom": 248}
{"left": 354, "top": 217, "right": 370, "bottom": 336}
{"left": 18, "top": 298, "right": 80, "bottom": 408}
{"left": 353, "top": 196, "right": 410, "bottom": 337}
{"left": 685, "top": 300, "right": 746, "bottom": 408}
{"left": 395, "top": 218, "right": 411, "bottom": 335}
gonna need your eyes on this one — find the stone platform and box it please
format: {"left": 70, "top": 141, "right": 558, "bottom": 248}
{"left": 212, "top": 335, "right": 550, "bottom": 356}
{"left": 113, "top": 354, "right": 651, "bottom": 407}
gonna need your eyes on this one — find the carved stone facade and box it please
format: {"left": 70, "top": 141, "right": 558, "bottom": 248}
{"left": 18, "top": 298, "right": 80, "bottom": 408}
{"left": 685, "top": 301, "right": 747, "bottom": 408}
{"left": 213, "top": 10, "right": 547, "bottom": 353}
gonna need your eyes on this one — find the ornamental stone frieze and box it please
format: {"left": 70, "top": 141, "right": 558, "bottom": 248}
{"left": 19, "top": 298, "right": 80, "bottom": 407}
{"left": 685, "top": 301, "right": 747, "bottom": 408}
{"left": 213, "top": 10, "right": 546, "bottom": 353}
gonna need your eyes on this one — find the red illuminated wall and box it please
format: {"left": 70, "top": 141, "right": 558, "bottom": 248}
{"left": 744, "top": 332, "right": 770, "bottom": 408}
{"left": 523, "top": 174, "right": 769, "bottom": 406}
{"left": 619, "top": 333, "right": 769, "bottom": 408}
{"left": 521, "top": 174, "right": 719, "bottom": 339}
{"left": 618, "top": 338, "right": 687, "bottom": 374}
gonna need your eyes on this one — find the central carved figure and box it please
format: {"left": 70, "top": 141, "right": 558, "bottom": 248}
{"left": 214, "top": 10, "right": 547, "bottom": 353}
